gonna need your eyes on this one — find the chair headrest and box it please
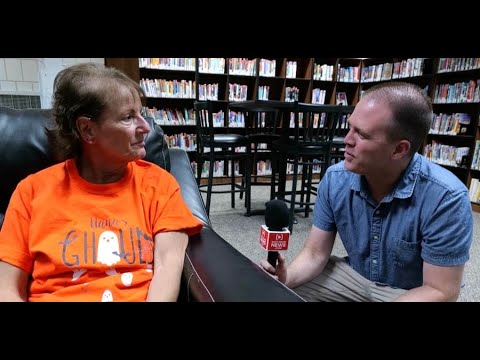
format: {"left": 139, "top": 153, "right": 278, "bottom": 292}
{"left": 0, "top": 107, "right": 170, "bottom": 214}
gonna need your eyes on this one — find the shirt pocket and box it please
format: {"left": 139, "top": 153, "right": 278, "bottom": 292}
{"left": 392, "top": 238, "right": 422, "bottom": 268}
{"left": 393, "top": 239, "right": 423, "bottom": 289}
{"left": 391, "top": 238, "right": 423, "bottom": 289}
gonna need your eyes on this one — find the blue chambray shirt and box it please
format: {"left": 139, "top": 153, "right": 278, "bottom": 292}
{"left": 313, "top": 153, "right": 473, "bottom": 290}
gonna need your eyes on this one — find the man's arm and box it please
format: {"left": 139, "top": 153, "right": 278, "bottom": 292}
{"left": 146, "top": 231, "right": 189, "bottom": 302}
{"left": 283, "top": 225, "right": 336, "bottom": 289}
{"left": 0, "top": 261, "right": 29, "bottom": 302}
{"left": 394, "top": 262, "right": 464, "bottom": 302}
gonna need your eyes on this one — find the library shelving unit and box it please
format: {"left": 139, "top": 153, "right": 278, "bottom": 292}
{"left": 358, "top": 57, "right": 480, "bottom": 211}
{"left": 105, "top": 58, "right": 197, "bottom": 158}
{"left": 335, "top": 57, "right": 362, "bottom": 106}
{"left": 105, "top": 57, "right": 480, "bottom": 212}
{"left": 360, "top": 57, "right": 434, "bottom": 97}
{"left": 429, "top": 58, "right": 480, "bottom": 211}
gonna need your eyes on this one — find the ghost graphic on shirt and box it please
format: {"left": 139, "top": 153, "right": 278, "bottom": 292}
{"left": 121, "top": 272, "right": 133, "bottom": 286}
{"left": 97, "top": 230, "right": 121, "bottom": 266}
{"left": 102, "top": 289, "right": 113, "bottom": 302}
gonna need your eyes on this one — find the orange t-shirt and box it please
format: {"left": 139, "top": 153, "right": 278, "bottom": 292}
{"left": 0, "top": 159, "right": 203, "bottom": 302}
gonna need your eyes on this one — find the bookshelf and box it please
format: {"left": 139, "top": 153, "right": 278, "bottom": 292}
{"left": 105, "top": 57, "right": 480, "bottom": 212}
{"left": 429, "top": 58, "right": 480, "bottom": 209}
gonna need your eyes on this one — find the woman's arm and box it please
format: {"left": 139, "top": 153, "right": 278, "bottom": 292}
{"left": 146, "top": 231, "right": 189, "bottom": 302}
{"left": 0, "top": 261, "right": 29, "bottom": 302}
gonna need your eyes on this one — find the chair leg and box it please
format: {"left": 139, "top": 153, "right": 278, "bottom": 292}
{"left": 300, "top": 157, "right": 306, "bottom": 206}
{"left": 206, "top": 158, "right": 215, "bottom": 217}
{"left": 289, "top": 155, "right": 299, "bottom": 234}
{"left": 270, "top": 150, "right": 277, "bottom": 200}
{"left": 244, "top": 154, "right": 251, "bottom": 216}
{"left": 276, "top": 152, "right": 288, "bottom": 201}
{"left": 196, "top": 157, "right": 202, "bottom": 186}
{"left": 305, "top": 158, "right": 314, "bottom": 218}
{"left": 230, "top": 158, "right": 235, "bottom": 209}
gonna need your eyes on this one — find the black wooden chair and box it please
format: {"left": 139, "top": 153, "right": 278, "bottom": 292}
{"left": 194, "top": 100, "right": 251, "bottom": 217}
{"left": 329, "top": 105, "right": 355, "bottom": 165}
{"left": 271, "top": 103, "right": 347, "bottom": 232}
{"left": 228, "top": 100, "right": 296, "bottom": 216}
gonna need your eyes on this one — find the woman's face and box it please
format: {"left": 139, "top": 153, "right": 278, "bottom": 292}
{"left": 89, "top": 90, "right": 150, "bottom": 164}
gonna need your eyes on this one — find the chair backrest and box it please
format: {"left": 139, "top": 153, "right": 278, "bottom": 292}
{"left": 294, "top": 103, "right": 345, "bottom": 145}
{"left": 194, "top": 100, "right": 230, "bottom": 150}
{"left": 330, "top": 105, "right": 355, "bottom": 164}
{"left": 0, "top": 106, "right": 170, "bottom": 215}
{"left": 334, "top": 105, "right": 355, "bottom": 140}
{"left": 229, "top": 100, "right": 282, "bottom": 139}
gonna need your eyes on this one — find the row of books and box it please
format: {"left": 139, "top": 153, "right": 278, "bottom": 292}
{"left": 287, "top": 112, "right": 350, "bottom": 129}
{"left": 164, "top": 133, "right": 196, "bottom": 152}
{"left": 258, "top": 86, "right": 270, "bottom": 100}
{"left": 259, "top": 59, "right": 276, "bottom": 77}
{"left": 423, "top": 141, "right": 470, "bottom": 167}
{"left": 361, "top": 58, "right": 426, "bottom": 83}
{"left": 312, "top": 88, "right": 327, "bottom": 104}
{"left": 361, "top": 63, "right": 394, "bottom": 83}
{"left": 198, "top": 58, "right": 225, "bottom": 74}
{"left": 190, "top": 158, "right": 326, "bottom": 179}
{"left": 437, "top": 58, "right": 480, "bottom": 73}
{"left": 199, "top": 110, "right": 248, "bottom": 128}
{"left": 470, "top": 140, "right": 480, "bottom": 170}
{"left": 337, "top": 65, "right": 360, "bottom": 83}
{"left": 143, "top": 106, "right": 352, "bottom": 130}
{"left": 285, "top": 86, "right": 299, "bottom": 102}
{"left": 285, "top": 61, "right": 297, "bottom": 79}
{"left": 433, "top": 80, "right": 480, "bottom": 104}
{"left": 229, "top": 84, "right": 248, "bottom": 101}
{"left": 313, "top": 64, "right": 334, "bottom": 81}
{"left": 140, "top": 78, "right": 196, "bottom": 99}
{"left": 142, "top": 107, "right": 196, "bottom": 125}
{"left": 198, "top": 83, "right": 219, "bottom": 101}
{"left": 251, "top": 159, "right": 324, "bottom": 176}
{"left": 429, "top": 112, "right": 471, "bottom": 135}
{"left": 468, "top": 178, "right": 480, "bottom": 203}
{"left": 139, "top": 58, "right": 196, "bottom": 71}
{"left": 229, "top": 58, "right": 256, "bottom": 76}
{"left": 191, "top": 160, "right": 243, "bottom": 178}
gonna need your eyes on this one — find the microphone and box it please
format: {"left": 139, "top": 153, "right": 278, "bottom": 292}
{"left": 260, "top": 199, "right": 290, "bottom": 267}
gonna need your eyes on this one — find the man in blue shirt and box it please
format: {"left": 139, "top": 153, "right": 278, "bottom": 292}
{"left": 261, "top": 82, "right": 473, "bottom": 301}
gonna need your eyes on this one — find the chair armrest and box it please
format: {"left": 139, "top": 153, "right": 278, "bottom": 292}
{"left": 183, "top": 227, "right": 305, "bottom": 302}
{"left": 168, "top": 148, "right": 303, "bottom": 302}
{"left": 168, "top": 148, "right": 211, "bottom": 228}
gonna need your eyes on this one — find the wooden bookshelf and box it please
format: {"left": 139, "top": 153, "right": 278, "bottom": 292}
{"left": 429, "top": 58, "right": 480, "bottom": 210}
{"left": 106, "top": 57, "right": 480, "bottom": 212}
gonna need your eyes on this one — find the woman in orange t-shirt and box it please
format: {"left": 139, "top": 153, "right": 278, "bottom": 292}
{"left": 0, "top": 63, "right": 203, "bottom": 302}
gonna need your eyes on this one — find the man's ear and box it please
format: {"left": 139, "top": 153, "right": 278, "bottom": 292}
{"left": 76, "top": 116, "right": 95, "bottom": 143}
{"left": 392, "top": 139, "right": 411, "bottom": 160}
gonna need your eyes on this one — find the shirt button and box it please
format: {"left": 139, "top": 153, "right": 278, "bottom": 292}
{"left": 375, "top": 210, "right": 380, "bottom": 215}
{"left": 373, "top": 235, "right": 379, "bottom": 240}
{"left": 373, "top": 260, "right": 377, "bottom": 264}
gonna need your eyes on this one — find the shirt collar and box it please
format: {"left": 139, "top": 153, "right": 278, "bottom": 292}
{"left": 350, "top": 153, "right": 421, "bottom": 200}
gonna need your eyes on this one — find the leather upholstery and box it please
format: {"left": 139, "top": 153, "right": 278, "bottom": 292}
{"left": 0, "top": 106, "right": 304, "bottom": 302}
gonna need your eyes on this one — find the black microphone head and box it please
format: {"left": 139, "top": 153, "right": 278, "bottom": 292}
{"left": 265, "top": 199, "right": 289, "bottom": 231}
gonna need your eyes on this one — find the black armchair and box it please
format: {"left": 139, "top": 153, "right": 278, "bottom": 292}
{"left": 0, "top": 106, "right": 304, "bottom": 302}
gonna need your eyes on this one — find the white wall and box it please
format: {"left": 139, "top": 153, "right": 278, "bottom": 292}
{"left": 0, "top": 58, "right": 40, "bottom": 95}
{"left": 0, "top": 58, "right": 104, "bottom": 108}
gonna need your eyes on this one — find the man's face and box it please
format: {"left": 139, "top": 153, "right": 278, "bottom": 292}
{"left": 343, "top": 97, "right": 397, "bottom": 176}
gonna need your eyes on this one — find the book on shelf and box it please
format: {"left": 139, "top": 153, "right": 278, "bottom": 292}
{"left": 336, "top": 92, "right": 348, "bottom": 105}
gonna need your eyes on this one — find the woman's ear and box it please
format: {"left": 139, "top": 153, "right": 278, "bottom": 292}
{"left": 76, "top": 116, "right": 95, "bottom": 143}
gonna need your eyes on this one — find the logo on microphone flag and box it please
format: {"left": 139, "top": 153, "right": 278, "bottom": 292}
{"left": 260, "top": 224, "right": 290, "bottom": 251}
